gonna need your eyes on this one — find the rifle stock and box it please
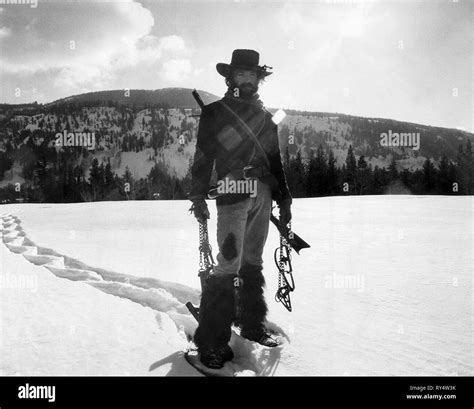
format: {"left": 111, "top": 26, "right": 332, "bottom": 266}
{"left": 270, "top": 214, "right": 310, "bottom": 254}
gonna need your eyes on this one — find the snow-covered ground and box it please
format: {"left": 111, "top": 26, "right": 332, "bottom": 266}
{"left": 0, "top": 196, "right": 472, "bottom": 376}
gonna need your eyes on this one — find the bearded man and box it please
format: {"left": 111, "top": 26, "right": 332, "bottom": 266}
{"left": 189, "top": 49, "right": 292, "bottom": 369}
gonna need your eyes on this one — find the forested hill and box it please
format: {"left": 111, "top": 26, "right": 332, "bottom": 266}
{"left": 0, "top": 88, "right": 472, "bottom": 202}
{"left": 45, "top": 88, "right": 220, "bottom": 110}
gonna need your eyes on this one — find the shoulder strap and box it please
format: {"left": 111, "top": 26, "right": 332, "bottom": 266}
{"left": 219, "top": 100, "right": 271, "bottom": 170}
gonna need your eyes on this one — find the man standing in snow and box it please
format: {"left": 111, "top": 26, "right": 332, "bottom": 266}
{"left": 189, "top": 49, "right": 292, "bottom": 369}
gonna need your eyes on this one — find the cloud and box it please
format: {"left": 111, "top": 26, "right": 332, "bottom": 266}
{"left": 275, "top": 2, "right": 305, "bottom": 34}
{"left": 119, "top": 34, "right": 189, "bottom": 68}
{"left": 158, "top": 35, "right": 186, "bottom": 52}
{"left": 0, "top": 26, "right": 10, "bottom": 38}
{"left": 53, "top": 65, "right": 113, "bottom": 91}
{"left": 0, "top": 0, "right": 193, "bottom": 93}
{"left": 160, "top": 59, "right": 193, "bottom": 82}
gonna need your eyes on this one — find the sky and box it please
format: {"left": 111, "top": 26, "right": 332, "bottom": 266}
{"left": 0, "top": 0, "right": 472, "bottom": 131}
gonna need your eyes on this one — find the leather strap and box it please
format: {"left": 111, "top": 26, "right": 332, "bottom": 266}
{"left": 218, "top": 100, "right": 272, "bottom": 170}
{"left": 228, "top": 165, "right": 271, "bottom": 180}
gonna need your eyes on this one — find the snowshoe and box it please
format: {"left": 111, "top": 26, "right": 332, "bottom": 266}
{"left": 240, "top": 327, "right": 280, "bottom": 347}
{"left": 199, "top": 345, "right": 234, "bottom": 369}
{"left": 184, "top": 345, "right": 239, "bottom": 377}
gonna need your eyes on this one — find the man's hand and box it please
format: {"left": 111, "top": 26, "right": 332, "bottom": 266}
{"left": 279, "top": 198, "right": 292, "bottom": 226}
{"left": 190, "top": 198, "right": 210, "bottom": 222}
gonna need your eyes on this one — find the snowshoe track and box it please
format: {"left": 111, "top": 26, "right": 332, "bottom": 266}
{"left": 0, "top": 214, "right": 198, "bottom": 338}
{"left": 1, "top": 213, "right": 287, "bottom": 376}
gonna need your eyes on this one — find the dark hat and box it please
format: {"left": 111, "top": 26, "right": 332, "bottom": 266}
{"left": 216, "top": 49, "right": 273, "bottom": 78}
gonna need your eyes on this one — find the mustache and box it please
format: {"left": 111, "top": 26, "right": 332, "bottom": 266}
{"left": 240, "top": 83, "right": 257, "bottom": 89}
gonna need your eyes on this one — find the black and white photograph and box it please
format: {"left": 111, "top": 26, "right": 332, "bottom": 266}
{"left": 0, "top": 0, "right": 472, "bottom": 407}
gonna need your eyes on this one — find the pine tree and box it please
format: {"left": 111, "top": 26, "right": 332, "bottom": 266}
{"left": 448, "top": 160, "right": 458, "bottom": 194}
{"left": 288, "top": 150, "right": 306, "bottom": 198}
{"left": 456, "top": 143, "right": 471, "bottom": 194}
{"left": 372, "top": 166, "right": 388, "bottom": 194}
{"left": 422, "top": 158, "right": 436, "bottom": 193}
{"left": 388, "top": 157, "right": 398, "bottom": 181}
{"left": 306, "top": 145, "right": 327, "bottom": 196}
{"left": 123, "top": 166, "right": 134, "bottom": 200}
{"left": 437, "top": 155, "right": 451, "bottom": 194}
{"left": 89, "top": 158, "right": 101, "bottom": 201}
{"left": 104, "top": 158, "right": 115, "bottom": 195}
{"left": 344, "top": 145, "right": 357, "bottom": 194}
{"left": 356, "top": 155, "right": 370, "bottom": 194}
{"left": 327, "top": 150, "right": 338, "bottom": 195}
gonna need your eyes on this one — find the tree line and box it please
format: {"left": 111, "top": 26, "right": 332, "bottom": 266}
{"left": 0, "top": 140, "right": 472, "bottom": 204}
{"left": 285, "top": 140, "right": 473, "bottom": 197}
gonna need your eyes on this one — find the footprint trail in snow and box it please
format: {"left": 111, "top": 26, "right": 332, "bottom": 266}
{"left": 1, "top": 213, "right": 286, "bottom": 376}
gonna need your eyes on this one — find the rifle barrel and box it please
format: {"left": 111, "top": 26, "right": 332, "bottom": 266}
{"left": 192, "top": 89, "right": 205, "bottom": 109}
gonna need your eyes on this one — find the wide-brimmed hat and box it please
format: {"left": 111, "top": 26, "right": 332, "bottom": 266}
{"left": 216, "top": 49, "right": 273, "bottom": 78}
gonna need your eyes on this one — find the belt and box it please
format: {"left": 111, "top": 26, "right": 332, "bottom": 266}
{"left": 229, "top": 165, "right": 271, "bottom": 180}
{"left": 207, "top": 166, "right": 272, "bottom": 200}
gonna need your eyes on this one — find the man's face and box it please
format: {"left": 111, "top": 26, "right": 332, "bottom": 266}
{"left": 232, "top": 69, "right": 259, "bottom": 98}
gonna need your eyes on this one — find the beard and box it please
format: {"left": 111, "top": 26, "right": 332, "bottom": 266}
{"left": 229, "top": 80, "right": 258, "bottom": 99}
{"left": 238, "top": 82, "right": 258, "bottom": 98}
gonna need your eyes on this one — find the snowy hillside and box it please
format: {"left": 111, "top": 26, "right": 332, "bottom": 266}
{"left": 0, "top": 106, "right": 198, "bottom": 188}
{"left": 1, "top": 196, "right": 472, "bottom": 376}
{"left": 1, "top": 89, "right": 473, "bottom": 192}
